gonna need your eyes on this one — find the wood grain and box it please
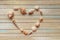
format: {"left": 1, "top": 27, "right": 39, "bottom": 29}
{"left": 0, "top": 0, "right": 60, "bottom": 40}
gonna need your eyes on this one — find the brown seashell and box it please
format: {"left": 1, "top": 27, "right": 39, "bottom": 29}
{"left": 14, "top": 8, "right": 19, "bottom": 11}
{"left": 29, "top": 9, "right": 34, "bottom": 15}
{"left": 21, "top": 30, "right": 28, "bottom": 35}
{"left": 12, "top": 19, "right": 15, "bottom": 23}
{"left": 29, "top": 11, "right": 33, "bottom": 15}
{"left": 8, "top": 11, "right": 14, "bottom": 20}
{"left": 13, "top": 7, "right": 19, "bottom": 11}
{"left": 40, "top": 11, "right": 43, "bottom": 16}
{"left": 39, "top": 17, "right": 43, "bottom": 23}
{"left": 20, "top": 8, "right": 27, "bottom": 15}
{"left": 29, "top": 32, "right": 33, "bottom": 35}
{"left": 35, "top": 22, "right": 40, "bottom": 28}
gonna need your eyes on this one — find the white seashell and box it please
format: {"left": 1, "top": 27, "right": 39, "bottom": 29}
{"left": 20, "top": 28, "right": 24, "bottom": 31}
{"left": 32, "top": 26, "right": 37, "bottom": 32}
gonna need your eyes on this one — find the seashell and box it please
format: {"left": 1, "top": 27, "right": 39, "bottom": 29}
{"left": 35, "top": 21, "right": 40, "bottom": 28}
{"left": 13, "top": 6, "right": 19, "bottom": 11}
{"left": 32, "top": 26, "right": 37, "bottom": 32}
{"left": 39, "top": 17, "right": 43, "bottom": 23}
{"left": 8, "top": 11, "right": 14, "bottom": 20}
{"left": 20, "top": 8, "right": 27, "bottom": 15}
{"left": 29, "top": 32, "right": 33, "bottom": 35}
{"left": 29, "top": 9, "right": 34, "bottom": 15}
{"left": 22, "top": 30, "right": 28, "bottom": 35}
{"left": 34, "top": 6, "right": 40, "bottom": 11}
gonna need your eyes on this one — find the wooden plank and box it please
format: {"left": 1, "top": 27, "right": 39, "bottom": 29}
{"left": 0, "top": 0, "right": 60, "bottom": 1}
{"left": 0, "top": 36, "right": 60, "bottom": 40}
{"left": 0, "top": 9, "right": 60, "bottom": 16}
{"left": 0, "top": 5, "right": 60, "bottom": 9}
{"left": 0, "top": 29, "right": 60, "bottom": 34}
{"left": 0, "top": 33, "right": 60, "bottom": 37}
{"left": 0, "top": 19, "right": 60, "bottom": 23}
{"left": 0, "top": 0, "right": 60, "bottom": 40}
{"left": 0, "top": 23, "right": 60, "bottom": 29}
{"left": 0, "top": 1, "right": 60, "bottom": 5}
{"left": 0, "top": 16, "right": 60, "bottom": 19}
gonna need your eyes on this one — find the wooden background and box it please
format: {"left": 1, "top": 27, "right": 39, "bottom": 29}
{"left": 0, "top": 0, "right": 60, "bottom": 40}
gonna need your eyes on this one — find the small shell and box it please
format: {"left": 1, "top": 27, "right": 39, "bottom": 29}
{"left": 13, "top": 6, "right": 19, "bottom": 11}
{"left": 39, "top": 17, "right": 43, "bottom": 23}
{"left": 34, "top": 6, "right": 40, "bottom": 11}
{"left": 23, "top": 30, "right": 28, "bottom": 35}
{"left": 32, "top": 26, "right": 37, "bottom": 32}
{"left": 8, "top": 11, "right": 14, "bottom": 20}
{"left": 29, "top": 32, "right": 33, "bottom": 35}
{"left": 20, "top": 8, "right": 27, "bottom": 15}
{"left": 29, "top": 9, "right": 34, "bottom": 15}
{"left": 35, "top": 21, "right": 40, "bottom": 28}
{"left": 20, "top": 28, "right": 24, "bottom": 32}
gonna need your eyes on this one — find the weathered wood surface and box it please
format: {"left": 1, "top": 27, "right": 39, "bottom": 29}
{"left": 0, "top": 0, "right": 60, "bottom": 40}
